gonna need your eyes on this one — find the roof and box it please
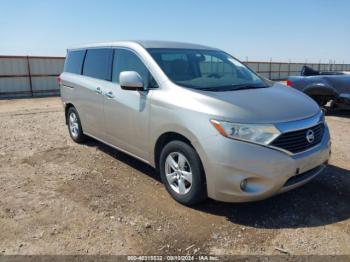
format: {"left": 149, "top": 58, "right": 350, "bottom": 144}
{"left": 69, "top": 40, "right": 219, "bottom": 51}
{"left": 136, "top": 40, "right": 218, "bottom": 50}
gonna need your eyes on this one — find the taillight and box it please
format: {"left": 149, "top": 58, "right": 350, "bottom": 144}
{"left": 286, "top": 80, "right": 293, "bottom": 87}
{"left": 56, "top": 75, "right": 61, "bottom": 85}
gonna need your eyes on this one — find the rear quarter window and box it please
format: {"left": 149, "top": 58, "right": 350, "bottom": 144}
{"left": 64, "top": 50, "right": 86, "bottom": 74}
{"left": 82, "top": 48, "right": 113, "bottom": 81}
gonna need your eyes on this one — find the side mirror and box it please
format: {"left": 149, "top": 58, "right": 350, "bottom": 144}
{"left": 119, "top": 71, "right": 144, "bottom": 91}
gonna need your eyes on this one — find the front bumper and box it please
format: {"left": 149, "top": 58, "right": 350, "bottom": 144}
{"left": 194, "top": 124, "right": 331, "bottom": 203}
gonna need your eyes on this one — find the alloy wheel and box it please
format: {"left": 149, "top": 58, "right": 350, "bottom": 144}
{"left": 69, "top": 112, "right": 79, "bottom": 138}
{"left": 165, "top": 152, "right": 193, "bottom": 195}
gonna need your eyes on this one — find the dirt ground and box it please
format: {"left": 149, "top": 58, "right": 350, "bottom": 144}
{"left": 0, "top": 97, "right": 349, "bottom": 256}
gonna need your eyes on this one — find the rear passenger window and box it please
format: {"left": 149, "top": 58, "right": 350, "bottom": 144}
{"left": 64, "top": 50, "right": 85, "bottom": 74}
{"left": 83, "top": 48, "right": 113, "bottom": 81}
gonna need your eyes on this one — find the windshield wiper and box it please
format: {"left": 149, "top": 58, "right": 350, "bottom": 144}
{"left": 197, "top": 84, "right": 268, "bottom": 92}
{"left": 229, "top": 84, "right": 268, "bottom": 91}
{"left": 195, "top": 87, "right": 223, "bottom": 91}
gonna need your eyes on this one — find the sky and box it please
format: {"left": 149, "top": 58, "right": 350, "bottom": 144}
{"left": 0, "top": 0, "right": 349, "bottom": 63}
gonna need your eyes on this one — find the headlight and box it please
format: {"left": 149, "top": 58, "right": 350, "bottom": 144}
{"left": 210, "top": 119, "right": 281, "bottom": 145}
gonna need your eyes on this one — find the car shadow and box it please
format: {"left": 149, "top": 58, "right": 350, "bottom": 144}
{"left": 324, "top": 105, "right": 350, "bottom": 118}
{"left": 194, "top": 164, "right": 350, "bottom": 229}
{"left": 85, "top": 139, "right": 161, "bottom": 182}
{"left": 85, "top": 139, "right": 350, "bottom": 229}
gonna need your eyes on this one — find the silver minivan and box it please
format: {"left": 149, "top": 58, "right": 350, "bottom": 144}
{"left": 59, "top": 41, "right": 331, "bottom": 205}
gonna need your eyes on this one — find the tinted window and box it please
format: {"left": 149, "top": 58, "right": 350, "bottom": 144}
{"left": 148, "top": 48, "right": 268, "bottom": 91}
{"left": 112, "top": 49, "right": 157, "bottom": 88}
{"left": 64, "top": 50, "right": 85, "bottom": 74}
{"left": 151, "top": 53, "right": 194, "bottom": 81}
{"left": 83, "top": 48, "right": 113, "bottom": 81}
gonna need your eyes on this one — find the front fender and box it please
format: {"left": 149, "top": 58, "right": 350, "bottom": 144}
{"left": 149, "top": 123, "right": 200, "bottom": 165}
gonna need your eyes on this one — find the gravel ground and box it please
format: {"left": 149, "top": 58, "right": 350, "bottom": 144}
{"left": 0, "top": 97, "right": 349, "bottom": 256}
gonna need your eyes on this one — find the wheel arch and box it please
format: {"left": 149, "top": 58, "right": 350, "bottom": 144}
{"left": 154, "top": 132, "right": 193, "bottom": 171}
{"left": 153, "top": 130, "right": 205, "bottom": 174}
{"left": 153, "top": 131, "right": 208, "bottom": 194}
{"left": 303, "top": 84, "right": 338, "bottom": 97}
{"left": 64, "top": 102, "right": 75, "bottom": 125}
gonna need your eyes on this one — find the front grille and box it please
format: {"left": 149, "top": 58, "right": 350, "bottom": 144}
{"left": 271, "top": 123, "right": 325, "bottom": 154}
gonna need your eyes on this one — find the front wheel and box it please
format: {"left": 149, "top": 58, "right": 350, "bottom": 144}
{"left": 159, "top": 141, "right": 207, "bottom": 205}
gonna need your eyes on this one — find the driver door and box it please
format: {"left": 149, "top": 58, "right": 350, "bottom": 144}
{"left": 103, "top": 48, "right": 156, "bottom": 161}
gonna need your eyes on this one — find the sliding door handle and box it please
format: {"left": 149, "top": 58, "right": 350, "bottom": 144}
{"left": 95, "top": 87, "right": 102, "bottom": 94}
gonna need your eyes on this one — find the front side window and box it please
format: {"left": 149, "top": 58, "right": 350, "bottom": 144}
{"left": 148, "top": 48, "right": 269, "bottom": 91}
{"left": 112, "top": 49, "right": 157, "bottom": 88}
{"left": 83, "top": 48, "right": 113, "bottom": 81}
{"left": 64, "top": 50, "right": 86, "bottom": 74}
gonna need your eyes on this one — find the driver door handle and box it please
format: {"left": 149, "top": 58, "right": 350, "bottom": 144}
{"left": 105, "top": 91, "right": 114, "bottom": 99}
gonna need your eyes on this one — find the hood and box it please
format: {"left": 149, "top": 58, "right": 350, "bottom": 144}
{"left": 191, "top": 83, "right": 320, "bottom": 123}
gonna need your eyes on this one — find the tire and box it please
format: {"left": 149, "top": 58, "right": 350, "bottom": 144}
{"left": 310, "top": 95, "right": 328, "bottom": 107}
{"left": 159, "top": 141, "right": 207, "bottom": 205}
{"left": 67, "top": 107, "right": 87, "bottom": 143}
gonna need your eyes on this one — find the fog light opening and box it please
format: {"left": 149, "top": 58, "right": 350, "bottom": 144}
{"left": 240, "top": 179, "right": 248, "bottom": 191}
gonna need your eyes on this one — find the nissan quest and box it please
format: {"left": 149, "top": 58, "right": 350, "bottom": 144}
{"left": 59, "top": 41, "right": 331, "bottom": 205}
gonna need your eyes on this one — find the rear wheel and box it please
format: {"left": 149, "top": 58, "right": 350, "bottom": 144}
{"left": 159, "top": 141, "right": 207, "bottom": 205}
{"left": 67, "top": 107, "right": 87, "bottom": 143}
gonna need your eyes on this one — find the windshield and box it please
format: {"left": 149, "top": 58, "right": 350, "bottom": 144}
{"left": 147, "top": 48, "right": 270, "bottom": 91}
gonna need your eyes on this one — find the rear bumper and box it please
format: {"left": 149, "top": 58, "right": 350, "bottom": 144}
{"left": 195, "top": 124, "right": 331, "bottom": 203}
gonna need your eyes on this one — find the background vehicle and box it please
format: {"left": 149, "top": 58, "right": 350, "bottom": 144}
{"left": 287, "top": 66, "right": 350, "bottom": 107}
{"left": 60, "top": 41, "right": 330, "bottom": 206}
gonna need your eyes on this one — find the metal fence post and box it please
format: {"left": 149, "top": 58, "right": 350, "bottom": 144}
{"left": 26, "top": 56, "right": 33, "bottom": 97}
{"left": 278, "top": 63, "right": 281, "bottom": 80}
{"left": 287, "top": 60, "right": 291, "bottom": 78}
